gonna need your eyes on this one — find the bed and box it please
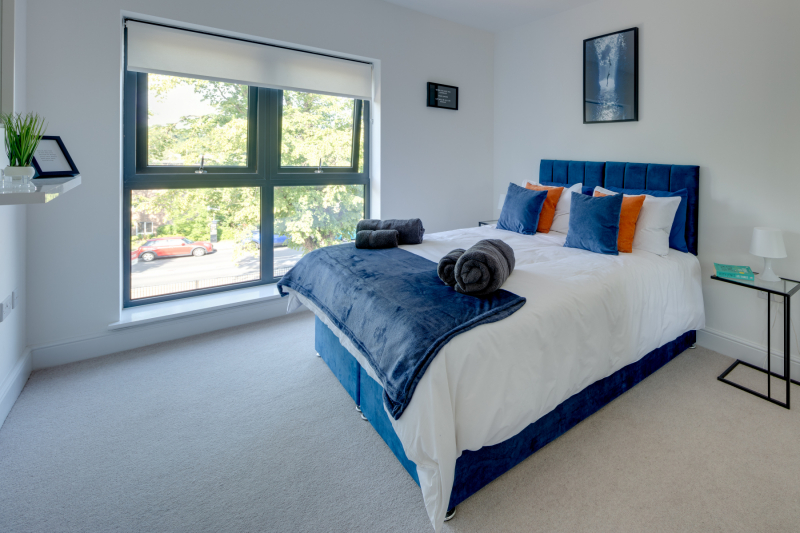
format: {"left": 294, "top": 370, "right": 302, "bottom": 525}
{"left": 281, "top": 159, "right": 703, "bottom": 532}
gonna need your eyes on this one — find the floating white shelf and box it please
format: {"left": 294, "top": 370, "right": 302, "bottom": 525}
{"left": 0, "top": 175, "right": 81, "bottom": 206}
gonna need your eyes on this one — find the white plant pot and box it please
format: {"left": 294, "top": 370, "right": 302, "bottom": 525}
{"left": 4, "top": 166, "right": 35, "bottom": 180}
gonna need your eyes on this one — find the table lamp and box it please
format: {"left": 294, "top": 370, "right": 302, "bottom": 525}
{"left": 750, "top": 227, "right": 786, "bottom": 282}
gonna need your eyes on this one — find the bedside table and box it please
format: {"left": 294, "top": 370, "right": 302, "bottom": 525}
{"left": 478, "top": 220, "right": 498, "bottom": 227}
{"left": 711, "top": 274, "right": 800, "bottom": 408}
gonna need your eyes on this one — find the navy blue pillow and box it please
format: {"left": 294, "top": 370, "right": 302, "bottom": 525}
{"left": 604, "top": 186, "right": 689, "bottom": 253}
{"left": 497, "top": 183, "right": 548, "bottom": 235}
{"left": 563, "top": 193, "right": 623, "bottom": 255}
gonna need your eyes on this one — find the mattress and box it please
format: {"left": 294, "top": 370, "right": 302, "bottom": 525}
{"left": 284, "top": 224, "right": 705, "bottom": 532}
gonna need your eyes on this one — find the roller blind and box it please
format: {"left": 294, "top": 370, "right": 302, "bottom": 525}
{"left": 126, "top": 21, "right": 372, "bottom": 100}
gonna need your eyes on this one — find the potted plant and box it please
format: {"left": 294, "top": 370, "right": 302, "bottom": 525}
{"left": 1, "top": 112, "right": 47, "bottom": 180}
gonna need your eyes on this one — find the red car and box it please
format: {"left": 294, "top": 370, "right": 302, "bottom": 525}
{"left": 132, "top": 236, "right": 215, "bottom": 262}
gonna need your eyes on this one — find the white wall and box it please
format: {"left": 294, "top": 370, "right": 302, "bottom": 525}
{"left": 24, "top": 0, "right": 494, "bottom": 365}
{"left": 494, "top": 0, "right": 800, "bottom": 372}
{"left": 0, "top": 203, "right": 28, "bottom": 424}
{"left": 0, "top": 0, "right": 29, "bottom": 427}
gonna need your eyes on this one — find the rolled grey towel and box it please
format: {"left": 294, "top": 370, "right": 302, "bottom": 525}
{"left": 355, "top": 229, "right": 399, "bottom": 249}
{"left": 437, "top": 248, "right": 466, "bottom": 287}
{"left": 357, "top": 219, "right": 382, "bottom": 232}
{"left": 454, "top": 239, "right": 515, "bottom": 296}
{"left": 379, "top": 219, "right": 425, "bottom": 245}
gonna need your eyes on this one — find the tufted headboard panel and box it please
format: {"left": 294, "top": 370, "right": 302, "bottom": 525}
{"left": 539, "top": 160, "right": 699, "bottom": 256}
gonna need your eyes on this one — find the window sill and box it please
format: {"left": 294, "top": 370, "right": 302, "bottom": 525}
{"left": 109, "top": 284, "right": 283, "bottom": 330}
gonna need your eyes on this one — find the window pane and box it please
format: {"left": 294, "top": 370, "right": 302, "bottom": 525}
{"left": 131, "top": 188, "right": 260, "bottom": 300}
{"left": 280, "top": 91, "right": 355, "bottom": 167}
{"left": 147, "top": 74, "right": 249, "bottom": 166}
{"left": 273, "top": 185, "right": 364, "bottom": 278}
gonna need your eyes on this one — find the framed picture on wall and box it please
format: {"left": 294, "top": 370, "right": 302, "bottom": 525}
{"left": 583, "top": 27, "right": 638, "bottom": 124}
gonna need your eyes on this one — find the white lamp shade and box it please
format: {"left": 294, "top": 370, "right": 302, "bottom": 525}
{"left": 497, "top": 194, "right": 506, "bottom": 210}
{"left": 750, "top": 227, "right": 787, "bottom": 258}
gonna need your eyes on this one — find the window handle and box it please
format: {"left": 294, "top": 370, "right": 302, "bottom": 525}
{"left": 195, "top": 154, "right": 207, "bottom": 174}
{"left": 314, "top": 158, "right": 323, "bottom": 174}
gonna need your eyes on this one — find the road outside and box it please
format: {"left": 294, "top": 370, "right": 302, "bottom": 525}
{"left": 131, "top": 241, "right": 303, "bottom": 299}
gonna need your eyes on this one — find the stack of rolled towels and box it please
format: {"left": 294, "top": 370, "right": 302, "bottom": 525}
{"left": 355, "top": 218, "right": 425, "bottom": 249}
{"left": 437, "top": 239, "right": 515, "bottom": 296}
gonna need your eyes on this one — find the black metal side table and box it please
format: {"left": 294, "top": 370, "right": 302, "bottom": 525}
{"left": 712, "top": 274, "right": 800, "bottom": 408}
{"left": 478, "top": 220, "right": 498, "bottom": 227}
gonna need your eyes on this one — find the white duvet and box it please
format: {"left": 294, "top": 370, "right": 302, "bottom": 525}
{"left": 285, "top": 225, "right": 705, "bottom": 532}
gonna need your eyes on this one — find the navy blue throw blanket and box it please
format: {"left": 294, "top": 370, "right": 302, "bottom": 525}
{"left": 277, "top": 244, "right": 526, "bottom": 419}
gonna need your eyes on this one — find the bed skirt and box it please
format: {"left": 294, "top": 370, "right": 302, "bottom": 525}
{"left": 315, "top": 316, "right": 696, "bottom": 509}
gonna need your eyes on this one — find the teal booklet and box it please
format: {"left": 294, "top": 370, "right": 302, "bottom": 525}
{"left": 714, "top": 263, "right": 754, "bottom": 281}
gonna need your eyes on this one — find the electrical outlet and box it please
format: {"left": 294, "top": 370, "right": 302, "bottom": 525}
{"left": 0, "top": 294, "right": 11, "bottom": 322}
{"left": 758, "top": 290, "right": 784, "bottom": 303}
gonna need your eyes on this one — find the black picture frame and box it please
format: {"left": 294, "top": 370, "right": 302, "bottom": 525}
{"left": 427, "top": 82, "right": 459, "bottom": 110}
{"left": 32, "top": 135, "right": 80, "bottom": 178}
{"left": 583, "top": 27, "right": 638, "bottom": 124}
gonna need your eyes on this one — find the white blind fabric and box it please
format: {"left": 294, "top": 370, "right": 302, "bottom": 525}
{"left": 126, "top": 21, "right": 372, "bottom": 100}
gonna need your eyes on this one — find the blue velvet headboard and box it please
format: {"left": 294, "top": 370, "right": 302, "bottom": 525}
{"left": 539, "top": 160, "right": 699, "bottom": 256}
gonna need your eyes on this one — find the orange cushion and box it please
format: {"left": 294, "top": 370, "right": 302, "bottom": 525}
{"left": 525, "top": 184, "right": 564, "bottom": 233}
{"left": 594, "top": 191, "right": 645, "bottom": 253}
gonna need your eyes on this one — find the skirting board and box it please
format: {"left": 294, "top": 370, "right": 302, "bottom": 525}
{"left": 31, "top": 296, "right": 302, "bottom": 370}
{"left": 0, "top": 348, "right": 32, "bottom": 430}
{"left": 697, "top": 327, "right": 800, "bottom": 379}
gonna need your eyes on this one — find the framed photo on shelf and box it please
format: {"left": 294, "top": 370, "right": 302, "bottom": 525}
{"left": 584, "top": 27, "right": 638, "bottom": 124}
{"left": 32, "top": 136, "right": 80, "bottom": 178}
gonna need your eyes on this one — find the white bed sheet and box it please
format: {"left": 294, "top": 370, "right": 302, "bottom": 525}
{"left": 285, "top": 225, "right": 705, "bottom": 532}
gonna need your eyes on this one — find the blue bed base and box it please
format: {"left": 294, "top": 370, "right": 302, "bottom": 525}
{"left": 314, "top": 158, "right": 699, "bottom": 509}
{"left": 316, "top": 316, "right": 696, "bottom": 509}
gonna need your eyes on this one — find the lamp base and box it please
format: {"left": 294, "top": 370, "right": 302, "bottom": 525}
{"left": 757, "top": 257, "right": 781, "bottom": 282}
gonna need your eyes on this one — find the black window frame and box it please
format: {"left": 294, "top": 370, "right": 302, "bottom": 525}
{"left": 122, "top": 32, "right": 370, "bottom": 308}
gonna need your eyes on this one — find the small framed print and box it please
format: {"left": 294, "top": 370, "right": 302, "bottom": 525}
{"left": 32, "top": 136, "right": 80, "bottom": 178}
{"left": 427, "top": 82, "right": 459, "bottom": 110}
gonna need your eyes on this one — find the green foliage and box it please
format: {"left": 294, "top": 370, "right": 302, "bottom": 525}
{"left": 1, "top": 113, "right": 47, "bottom": 167}
{"left": 281, "top": 91, "right": 355, "bottom": 167}
{"left": 275, "top": 185, "right": 364, "bottom": 253}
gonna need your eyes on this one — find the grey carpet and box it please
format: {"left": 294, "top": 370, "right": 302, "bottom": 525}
{"left": 1, "top": 311, "right": 798, "bottom": 532}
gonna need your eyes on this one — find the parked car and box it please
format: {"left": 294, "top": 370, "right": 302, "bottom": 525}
{"left": 242, "top": 230, "right": 289, "bottom": 248}
{"left": 132, "top": 237, "right": 215, "bottom": 262}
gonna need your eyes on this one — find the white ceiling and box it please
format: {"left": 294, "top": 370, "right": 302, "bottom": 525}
{"left": 382, "top": 0, "right": 599, "bottom": 33}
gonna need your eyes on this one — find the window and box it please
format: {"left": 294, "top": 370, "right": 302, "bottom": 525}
{"left": 124, "top": 25, "right": 370, "bottom": 307}
{"left": 147, "top": 75, "right": 249, "bottom": 167}
{"left": 273, "top": 185, "right": 365, "bottom": 277}
{"left": 281, "top": 91, "right": 356, "bottom": 168}
{"left": 136, "top": 221, "right": 154, "bottom": 235}
{"left": 130, "top": 187, "right": 261, "bottom": 300}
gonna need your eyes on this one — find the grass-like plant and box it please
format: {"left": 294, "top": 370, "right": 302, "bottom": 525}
{"left": 1, "top": 113, "right": 47, "bottom": 167}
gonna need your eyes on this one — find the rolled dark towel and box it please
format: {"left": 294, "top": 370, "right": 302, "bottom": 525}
{"left": 379, "top": 219, "right": 425, "bottom": 245}
{"left": 355, "top": 229, "right": 400, "bottom": 249}
{"left": 356, "top": 218, "right": 425, "bottom": 245}
{"left": 454, "top": 239, "right": 515, "bottom": 296}
{"left": 356, "top": 219, "right": 382, "bottom": 232}
{"left": 437, "top": 248, "right": 466, "bottom": 287}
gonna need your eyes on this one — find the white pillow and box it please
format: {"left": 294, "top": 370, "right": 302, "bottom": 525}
{"left": 593, "top": 186, "right": 680, "bottom": 256}
{"left": 549, "top": 183, "right": 583, "bottom": 234}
